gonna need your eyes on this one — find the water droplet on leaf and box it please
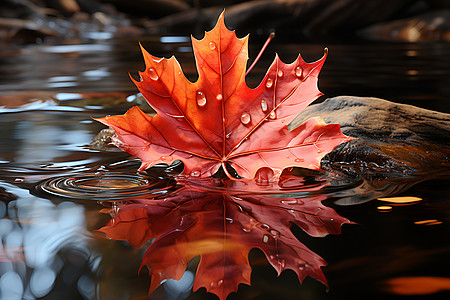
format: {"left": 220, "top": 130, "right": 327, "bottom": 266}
{"left": 295, "top": 66, "right": 303, "bottom": 77}
{"left": 261, "top": 99, "right": 268, "bottom": 112}
{"left": 277, "top": 70, "right": 283, "bottom": 78}
{"left": 209, "top": 41, "right": 216, "bottom": 50}
{"left": 161, "top": 156, "right": 173, "bottom": 162}
{"left": 269, "top": 111, "right": 277, "bottom": 119}
{"left": 196, "top": 90, "right": 206, "bottom": 107}
{"left": 266, "top": 78, "right": 273, "bottom": 88}
{"left": 216, "top": 93, "right": 223, "bottom": 101}
{"left": 270, "top": 229, "right": 280, "bottom": 237}
{"left": 263, "top": 235, "right": 269, "bottom": 243}
{"left": 260, "top": 224, "right": 270, "bottom": 230}
{"left": 190, "top": 170, "right": 200, "bottom": 177}
{"left": 240, "top": 112, "right": 251, "bottom": 125}
{"left": 295, "top": 158, "right": 304, "bottom": 162}
{"left": 281, "top": 200, "right": 297, "bottom": 205}
{"left": 148, "top": 68, "right": 158, "bottom": 80}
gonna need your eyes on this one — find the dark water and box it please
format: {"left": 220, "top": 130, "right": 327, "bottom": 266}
{"left": 0, "top": 34, "right": 449, "bottom": 300}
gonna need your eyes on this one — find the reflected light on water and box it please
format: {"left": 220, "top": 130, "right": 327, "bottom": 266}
{"left": 377, "top": 196, "right": 423, "bottom": 204}
{"left": 377, "top": 205, "right": 393, "bottom": 212}
{"left": 160, "top": 36, "right": 191, "bottom": 43}
{"left": 82, "top": 67, "right": 110, "bottom": 79}
{"left": 381, "top": 276, "right": 450, "bottom": 295}
{"left": 407, "top": 70, "right": 419, "bottom": 76}
{"left": 54, "top": 93, "right": 84, "bottom": 101}
{"left": 0, "top": 193, "right": 93, "bottom": 299}
{"left": 0, "top": 271, "right": 23, "bottom": 300}
{"left": 29, "top": 267, "right": 56, "bottom": 298}
{"left": 414, "top": 219, "right": 443, "bottom": 226}
{"left": 163, "top": 271, "right": 194, "bottom": 300}
{"left": 39, "top": 44, "right": 113, "bottom": 53}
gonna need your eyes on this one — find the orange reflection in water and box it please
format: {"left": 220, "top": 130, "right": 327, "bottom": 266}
{"left": 98, "top": 175, "right": 353, "bottom": 300}
{"left": 414, "top": 219, "right": 443, "bottom": 226}
{"left": 377, "top": 196, "right": 423, "bottom": 204}
{"left": 377, "top": 205, "right": 392, "bottom": 212}
{"left": 381, "top": 276, "right": 450, "bottom": 295}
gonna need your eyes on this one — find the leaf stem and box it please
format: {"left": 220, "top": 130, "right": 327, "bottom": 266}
{"left": 246, "top": 32, "right": 275, "bottom": 76}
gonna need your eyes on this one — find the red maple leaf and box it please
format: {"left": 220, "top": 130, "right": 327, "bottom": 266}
{"left": 98, "top": 176, "right": 352, "bottom": 300}
{"left": 96, "top": 12, "right": 352, "bottom": 179}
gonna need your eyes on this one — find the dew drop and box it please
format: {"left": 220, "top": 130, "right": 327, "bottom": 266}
{"left": 270, "top": 229, "right": 280, "bottom": 237}
{"left": 14, "top": 178, "right": 24, "bottom": 183}
{"left": 269, "top": 111, "right": 277, "bottom": 119}
{"left": 269, "top": 255, "right": 275, "bottom": 260}
{"left": 277, "top": 70, "right": 283, "bottom": 78}
{"left": 190, "top": 170, "right": 201, "bottom": 177}
{"left": 226, "top": 217, "right": 234, "bottom": 223}
{"left": 281, "top": 200, "right": 297, "bottom": 205}
{"left": 196, "top": 90, "right": 207, "bottom": 107}
{"left": 261, "top": 224, "right": 270, "bottom": 230}
{"left": 148, "top": 68, "right": 158, "bottom": 80}
{"left": 299, "top": 264, "right": 305, "bottom": 270}
{"left": 161, "top": 156, "right": 173, "bottom": 162}
{"left": 260, "top": 99, "right": 268, "bottom": 112}
{"left": 263, "top": 235, "right": 269, "bottom": 243}
{"left": 225, "top": 131, "right": 232, "bottom": 139}
{"left": 265, "top": 78, "right": 273, "bottom": 88}
{"left": 240, "top": 112, "right": 251, "bottom": 125}
{"left": 209, "top": 41, "right": 216, "bottom": 50}
{"left": 216, "top": 93, "right": 223, "bottom": 101}
{"left": 295, "top": 158, "right": 304, "bottom": 162}
{"left": 218, "top": 280, "right": 223, "bottom": 287}
{"left": 295, "top": 66, "right": 303, "bottom": 77}
{"left": 317, "top": 149, "right": 323, "bottom": 153}
{"left": 242, "top": 226, "right": 251, "bottom": 233}
{"left": 280, "top": 259, "right": 286, "bottom": 268}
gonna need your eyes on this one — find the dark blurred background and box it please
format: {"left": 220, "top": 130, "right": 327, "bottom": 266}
{"left": 1, "top": 0, "right": 449, "bottom": 44}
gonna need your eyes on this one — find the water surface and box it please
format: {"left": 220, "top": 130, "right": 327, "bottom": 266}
{"left": 0, "top": 35, "right": 449, "bottom": 300}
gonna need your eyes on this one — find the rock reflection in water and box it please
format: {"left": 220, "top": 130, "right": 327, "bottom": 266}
{"left": 98, "top": 172, "right": 354, "bottom": 300}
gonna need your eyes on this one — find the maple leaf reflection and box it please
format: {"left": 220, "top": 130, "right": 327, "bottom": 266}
{"left": 98, "top": 171, "right": 352, "bottom": 300}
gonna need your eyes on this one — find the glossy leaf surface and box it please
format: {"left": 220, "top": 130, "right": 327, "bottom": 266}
{"left": 96, "top": 12, "right": 352, "bottom": 179}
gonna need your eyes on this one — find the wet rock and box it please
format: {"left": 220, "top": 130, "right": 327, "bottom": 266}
{"left": 90, "top": 128, "right": 121, "bottom": 151}
{"left": 290, "top": 96, "right": 450, "bottom": 180}
{"left": 359, "top": 10, "right": 450, "bottom": 42}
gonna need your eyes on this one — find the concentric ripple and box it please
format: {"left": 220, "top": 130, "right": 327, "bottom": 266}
{"left": 35, "top": 173, "right": 175, "bottom": 200}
